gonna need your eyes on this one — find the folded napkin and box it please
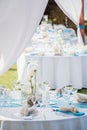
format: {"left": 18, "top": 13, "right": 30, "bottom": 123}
{"left": 59, "top": 106, "right": 78, "bottom": 113}
{"left": 59, "top": 109, "right": 85, "bottom": 116}
{"left": 76, "top": 93, "right": 87, "bottom": 103}
{"left": 53, "top": 106, "right": 85, "bottom": 116}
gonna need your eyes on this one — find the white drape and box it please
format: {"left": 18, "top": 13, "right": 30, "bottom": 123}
{"left": 55, "top": 0, "right": 83, "bottom": 44}
{"left": 0, "top": 0, "right": 85, "bottom": 76}
{"left": 0, "top": 0, "right": 48, "bottom": 76}
{"left": 84, "top": 0, "right": 87, "bottom": 20}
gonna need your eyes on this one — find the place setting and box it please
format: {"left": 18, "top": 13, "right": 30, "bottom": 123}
{"left": 73, "top": 93, "right": 87, "bottom": 109}
{"left": 49, "top": 87, "right": 86, "bottom": 117}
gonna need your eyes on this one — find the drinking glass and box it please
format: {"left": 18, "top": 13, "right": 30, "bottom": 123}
{"left": 71, "top": 88, "right": 78, "bottom": 94}
{"left": 63, "top": 87, "right": 72, "bottom": 105}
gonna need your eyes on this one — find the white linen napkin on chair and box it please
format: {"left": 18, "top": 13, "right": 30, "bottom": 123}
{"left": 76, "top": 93, "right": 87, "bottom": 102}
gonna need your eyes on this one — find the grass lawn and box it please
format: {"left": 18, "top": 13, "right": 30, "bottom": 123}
{"left": 0, "top": 64, "right": 18, "bottom": 89}
{"left": 78, "top": 88, "right": 87, "bottom": 95}
{"left": 0, "top": 64, "right": 87, "bottom": 94}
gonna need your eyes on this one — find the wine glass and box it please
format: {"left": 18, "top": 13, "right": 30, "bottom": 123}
{"left": 71, "top": 88, "right": 78, "bottom": 94}
{"left": 62, "top": 87, "right": 72, "bottom": 105}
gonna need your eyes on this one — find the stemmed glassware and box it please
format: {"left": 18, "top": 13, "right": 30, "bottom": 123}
{"left": 62, "top": 86, "right": 78, "bottom": 106}
{"left": 71, "top": 87, "right": 78, "bottom": 95}
{"left": 41, "top": 82, "right": 50, "bottom": 107}
{"left": 70, "top": 87, "right": 78, "bottom": 104}
{"left": 62, "top": 86, "right": 73, "bottom": 105}
{"left": 0, "top": 87, "right": 11, "bottom": 111}
{"left": 0, "top": 87, "right": 6, "bottom": 108}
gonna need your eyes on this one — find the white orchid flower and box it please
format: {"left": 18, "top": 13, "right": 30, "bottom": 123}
{"left": 26, "top": 61, "right": 38, "bottom": 94}
{"left": 27, "top": 62, "right": 38, "bottom": 81}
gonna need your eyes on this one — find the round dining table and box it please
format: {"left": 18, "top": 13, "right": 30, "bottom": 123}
{"left": 0, "top": 104, "right": 87, "bottom": 130}
{"left": 0, "top": 89, "right": 87, "bottom": 130}
{"left": 17, "top": 53, "right": 87, "bottom": 89}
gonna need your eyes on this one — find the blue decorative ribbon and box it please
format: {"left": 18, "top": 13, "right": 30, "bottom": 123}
{"left": 79, "top": 25, "right": 85, "bottom": 29}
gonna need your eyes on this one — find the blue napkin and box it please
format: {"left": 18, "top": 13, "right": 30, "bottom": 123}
{"left": 53, "top": 108, "right": 85, "bottom": 116}
{"left": 74, "top": 102, "right": 87, "bottom": 108}
{"left": 50, "top": 104, "right": 59, "bottom": 108}
{"left": 74, "top": 52, "right": 87, "bottom": 56}
{"left": 59, "top": 110, "right": 85, "bottom": 116}
{"left": 0, "top": 103, "right": 22, "bottom": 107}
{"left": 78, "top": 52, "right": 87, "bottom": 55}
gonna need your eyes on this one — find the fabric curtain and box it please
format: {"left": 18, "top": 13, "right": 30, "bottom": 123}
{"left": 55, "top": 0, "right": 83, "bottom": 44}
{"left": 84, "top": 0, "right": 87, "bottom": 20}
{"left": 0, "top": 0, "right": 48, "bottom": 76}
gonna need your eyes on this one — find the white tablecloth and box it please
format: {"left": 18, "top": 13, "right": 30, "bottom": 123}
{"left": 17, "top": 53, "right": 87, "bottom": 89}
{"left": 0, "top": 107, "right": 87, "bottom": 130}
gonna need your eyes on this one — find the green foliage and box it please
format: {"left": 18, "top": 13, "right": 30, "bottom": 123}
{"left": 0, "top": 64, "right": 17, "bottom": 89}
{"left": 78, "top": 88, "right": 87, "bottom": 95}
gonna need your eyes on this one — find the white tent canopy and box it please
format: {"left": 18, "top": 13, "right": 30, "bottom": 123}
{"left": 0, "top": 0, "right": 84, "bottom": 76}
{"left": 84, "top": 0, "right": 87, "bottom": 20}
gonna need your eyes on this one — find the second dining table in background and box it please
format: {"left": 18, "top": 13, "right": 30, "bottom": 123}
{"left": 17, "top": 53, "right": 87, "bottom": 89}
